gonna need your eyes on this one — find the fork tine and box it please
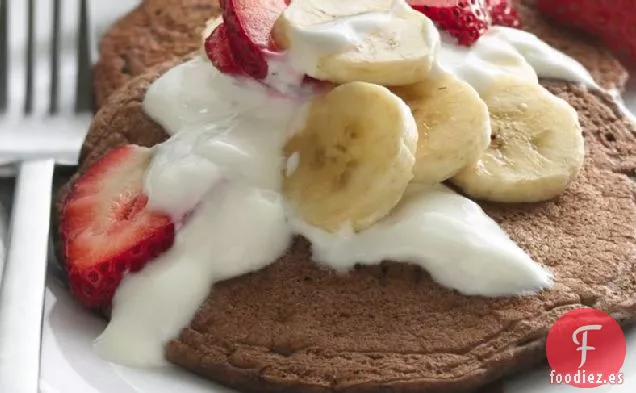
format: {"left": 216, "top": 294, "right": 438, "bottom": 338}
{"left": 24, "top": 0, "right": 34, "bottom": 114}
{"left": 49, "top": 0, "right": 61, "bottom": 114}
{"left": 6, "top": 0, "right": 26, "bottom": 116}
{"left": 0, "top": 0, "right": 7, "bottom": 112}
{"left": 75, "top": 0, "right": 92, "bottom": 113}
{"left": 58, "top": 0, "right": 79, "bottom": 114}
{"left": 30, "top": 0, "right": 55, "bottom": 116}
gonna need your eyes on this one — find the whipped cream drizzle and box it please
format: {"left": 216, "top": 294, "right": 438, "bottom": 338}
{"left": 94, "top": 11, "right": 599, "bottom": 366}
{"left": 291, "top": 183, "right": 551, "bottom": 296}
{"left": 437, "top": 26, "right": 598, "bottom": 94}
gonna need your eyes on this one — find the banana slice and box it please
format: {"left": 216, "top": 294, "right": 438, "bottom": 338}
{"left": 452, "top": 78, "right": 585, "bottom": 203}
{"left": 283, "top": 81, "right": 418, "bottom": 232}
{"left": 272, "top": 0, "right": 440, "bottom": 86}
{"left": 391, "top": 72, "right": 491, "bottom": 184}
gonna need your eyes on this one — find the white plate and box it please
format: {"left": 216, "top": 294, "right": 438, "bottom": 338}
{"left": 38, "top": 84, "right": 636, "bottom": 393}
{"left": 38, "top": 3, "right": 636, "bottom": 391}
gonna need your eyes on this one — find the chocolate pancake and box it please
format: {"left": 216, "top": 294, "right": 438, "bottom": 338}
{"left": 92, "top": 0, "right": 627, "bottom": 109}
{"left": 93, "top": 0, "right": 220, "bottom": 108}
{"left": 57, "top": 53, "right": 636, "bottom": 391}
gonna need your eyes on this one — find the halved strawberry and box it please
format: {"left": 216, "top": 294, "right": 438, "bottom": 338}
{"left": 535, "top": 0, "right": 636, "bottom": 66}
{"left": 205, "top": 22, "right": 246, "bottom": 76}
{"left": 60, "top": 145, "right": 175, "bottom": 309}
{"left": 409, "top": 0, "right": 520, "bottom": 46}
{"left": 220, "top": 0, "right": 287, "bottom": 79}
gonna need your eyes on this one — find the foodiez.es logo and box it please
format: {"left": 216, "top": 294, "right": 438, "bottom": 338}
{"left": 546, "top": 308, "right": 626, "bottom": 388}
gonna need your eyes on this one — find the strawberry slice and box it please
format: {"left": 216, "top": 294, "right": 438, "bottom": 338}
{"left": 220, "top": 0, "right": 287, "bottom": 79}
{"left": 408, "top": 0, "right": 460, "bottom": 5}
{"left": 409, "top": 0, "right": 520, "bottom": 46}
{"left": 535, "top": 0, "right": 636, "bottom": 66}
{"left": 60, "top": 145, "right": 175, "bottom": 309}
{"left": 204, "top": 22, "right": 246, "bottom": 76}
{"left": 411, "top": 0, "right": 490, "bottom": 46}
{"left": 486, "top": 0, "right": 521, "bottom": 28}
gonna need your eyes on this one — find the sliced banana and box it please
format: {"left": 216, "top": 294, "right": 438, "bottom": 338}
{"left": 391, "top": 72, "right": 491, "bottom": 184}
{"left": 272, "top": 0, "right": 440, "bottom": 86}
{"left": 283, "top": 81, "right": 418, "bottom": 232}
{"left": 452, "top": 78, "right": 585, "bottom": 203}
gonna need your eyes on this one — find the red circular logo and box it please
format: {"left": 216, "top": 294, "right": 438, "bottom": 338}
{"left": 546, "top": 308, "right": 626, "bottom": 388}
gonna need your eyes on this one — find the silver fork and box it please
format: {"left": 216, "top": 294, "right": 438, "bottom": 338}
{"left": 0, "top": 0, "right": 92, "bottom": 391}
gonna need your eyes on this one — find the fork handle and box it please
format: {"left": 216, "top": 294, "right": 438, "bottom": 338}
{"left": 0, "top": 159, "right": 55, "bottom": 393}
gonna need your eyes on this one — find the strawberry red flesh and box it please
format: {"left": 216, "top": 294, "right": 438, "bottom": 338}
{"left": 409, "top": 0, "right": 520, "bottom": 46}
{"left": 61, "top": 145, "right": 175, "bottom": 309}
{"left": 535, "top": 0, "right": 636, "bottom": 67}
{"left": 220, "top": 0, "right": 287, "bottom": 79}
{"left": 486, "top": 0, "right": 520, "bottom": 28}
{"left": 205, "top": 22, "right": 246, "bottom": 76}
{"left": 412, "top": 0, "right": 491, "bottom": 46}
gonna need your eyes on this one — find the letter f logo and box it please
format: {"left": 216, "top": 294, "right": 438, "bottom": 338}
{"left": 572, "top": 324, "right": 603, "bottom": 368}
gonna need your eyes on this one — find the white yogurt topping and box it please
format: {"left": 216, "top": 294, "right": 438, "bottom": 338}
{"left": 92, "top": 11, "right": 604, "bottom": 365}
{"left": 610, "top": 89, "right": 636, "bottom": 126}
{"left": 437, "top": 26, "right": 598, "bottom": 94}
{"left": 95, "top": 45, "right": 560, "bottom": 365}
{"left": 96, "top": 57, "right": 302, "bottom": 366}
{"left": 143, "top": 58, "right": 303, "bottom": 219}
{"left": 279, "top": 1, "right": 596, "bottom": 95}
{"left": 96, "top": 181, "right": 291, "bottom": 366}
{"left": 282, "top": 1, "right": 439, "bottom": 80}
{"left": 291, "top": 183, "right": 552, "bottom": 297}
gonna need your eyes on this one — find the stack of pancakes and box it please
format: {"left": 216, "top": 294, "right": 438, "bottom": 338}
{"left": 56, "top": 1, "right": 636, "bottom": 392}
